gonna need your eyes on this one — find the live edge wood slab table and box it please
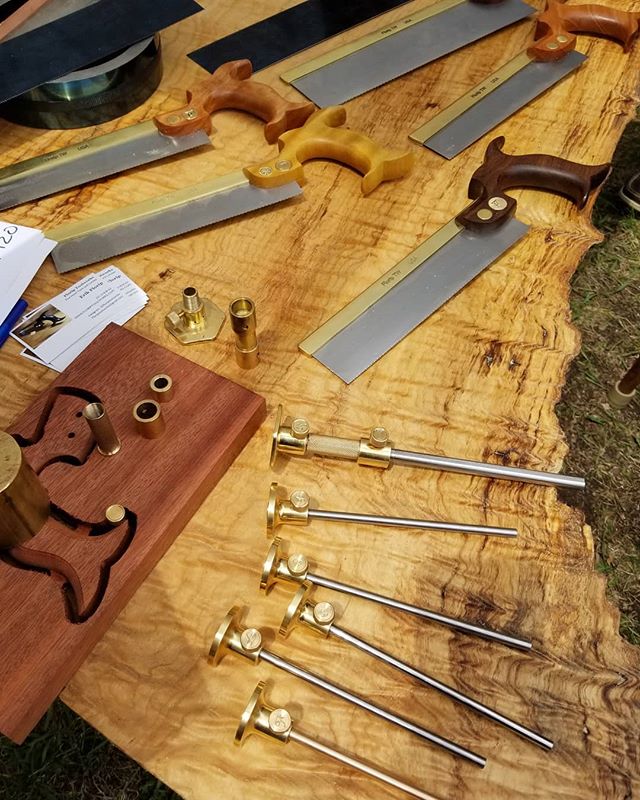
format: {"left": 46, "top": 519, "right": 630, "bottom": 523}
{"left": 0, "top": 1, "right": 639, "bottom": 798}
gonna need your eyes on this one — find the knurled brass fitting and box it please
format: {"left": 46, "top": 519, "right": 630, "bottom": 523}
{"left": 270, "top": 404, "right": 392, "bottom": 469}
{"left": 165, "top": 287, "right": 225, "bottom": 345}
{"left": 229, "top": 297, "right": 259, "bottom": 369}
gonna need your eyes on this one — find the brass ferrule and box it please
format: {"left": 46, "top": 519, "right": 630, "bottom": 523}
{"left": 149, "top": 374, "right": 174, "bottom": 403}
{"left": 82, "top": 402, "right": 121, "bottom": 456}
{"left": 357, "top": 437, "right": 392, "bottom": 468}
{"left": 235, "top": 683, "right": 292, "bottom": 746}
{"left": 133, "top": 400, "right": 165, "bottom": 439}
{"left": 0, "top": 431, "right": 49, "bottom": 548}
{"left": 266, "top": 482, "right": 310, "bottom": 532}
{"left": 229, "top": 297, "right": 259, "bottom": 369}
{"left": 182, "top": 286, "right": 204, "bottom": 327}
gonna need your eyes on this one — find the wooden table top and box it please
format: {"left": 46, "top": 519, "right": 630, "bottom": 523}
{"left": 1, "top": 1, "right": 639, "bottom": 798}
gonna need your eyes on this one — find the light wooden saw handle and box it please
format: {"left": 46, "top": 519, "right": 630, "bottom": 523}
{"left": 155, "top": 59, "right": 316, "bottom": 142}
{"left": 529, "top": 0, "right": 640, "bottom": 61}
{"left": 244, "top": 106, "right": 413, "bottom": 195}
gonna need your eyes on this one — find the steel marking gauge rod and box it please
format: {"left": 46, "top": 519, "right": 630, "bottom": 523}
{"left": 410, "top": 0, "right": 640, "bottom": 158}
{"left": 300, "top": 137, "right": 609, "bottom": 383}
{"left": 45, "top": 106, "right": 413, "bottom": 272}
{"left": 280, "top": 0, "right": 535, "bottom": 106}
{"left": 281, "top": 584, "right": 553, "bottom": 750}
{"left": 267, "top": 481, "right": 518, "bottom": 538}
{"left": 271, "top": 405, "right": 586, "bottom": 490}
{"left": 261, "top": 538, "right": 533, "bottom": 651}
{"left": 0, "top": 60, "right": 316, "bottom": 211}
{"left": 209, "top": 606, "right": 486, "bottom": 766}
{"left": 236, "top": 682, "right": 441, "bottom": 800}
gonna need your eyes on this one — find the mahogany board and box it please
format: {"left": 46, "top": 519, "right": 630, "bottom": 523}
{"left": 0, "top": 0, "right": 639, "bottom": 798}
{"left": 0, "top": 324, "right": 266, "bottom": 743}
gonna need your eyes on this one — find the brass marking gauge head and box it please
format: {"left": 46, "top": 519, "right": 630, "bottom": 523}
{"left": 266, "top": 482, "right": 310, "bottom": 531}
{"left": 0, "top": 431, "right": 50, "bottom": 548}
{"left": 235, "top": 681, "right": 292, "bottom": 746}
{"left": 208, "top": 606, "right": 263, "bottom": 665}
{"left": 280, "top": 584, "right": 334, "bottom": 638}
{"left": 260, "top": 537, "right": 308, "bottom": 593}
{"left": 270, "top": 404, "right": 392, "bottom": 469}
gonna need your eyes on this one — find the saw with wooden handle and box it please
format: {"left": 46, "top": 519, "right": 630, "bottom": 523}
{"left": 46, "top": 106, "right": 413, "bottom": 272}
{"left": 300, "top": 137, "right": 609, "bottom": 384}
{"left": 410, "top": 0, "right": 640, "bottom": 158}
{"left": 0, "top": 59, "right": 316, "bottom": 211}
{"left": 280, "top": 0, "right": 535, "bottom": 106}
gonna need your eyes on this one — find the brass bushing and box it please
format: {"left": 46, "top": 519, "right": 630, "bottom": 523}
{"left": 82, "top": 402, "right": 121, "bottom": 456}
{"left": 133, "top": 399, "right": 165, "bottom": 439}
{"left": 149, "top": 373, "right": 174, "bottom": 403}
{"left": 229, "top": 297, "right": 259, "bottom": 369}
{"left": 0, "top": 431, "right": 49, "bottom": 548}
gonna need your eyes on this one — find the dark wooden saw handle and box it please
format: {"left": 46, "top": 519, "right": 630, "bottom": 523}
{"left": 529, "top": 0, "right": 640, "bottom": 61}
{"left": 154, "top": 59, "right": 316, "bottom": 143}
{"left": 456, "top": 137, "right": 610, "bottom": 231}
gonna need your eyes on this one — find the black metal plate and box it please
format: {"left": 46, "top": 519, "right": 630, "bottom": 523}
{"left": 0, "top": 0, "right": 202, "bottom": 105}
{"left": 189, "top": 0, "right": 411, "bottom": 74}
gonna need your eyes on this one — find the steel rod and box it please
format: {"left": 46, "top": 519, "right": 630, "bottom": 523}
{"left": 308, "top": 508, "right": 517, "bottom": 538}
{"left": 308, "top": 573, "right": 532, "bottom": 651}
{"left": 260, "top": 650, "right": 486, "bottom": 767}
{"left": 331, "top": 626, "right": 553, "bottom": 751}
{"left": 289, "top": 729, "right": 440, "bottom": 800}
{"left": 391, "top": 449, "right": 585, "bottom": 490}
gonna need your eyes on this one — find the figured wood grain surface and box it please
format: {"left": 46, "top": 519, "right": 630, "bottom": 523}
{"left": 0, "top": 1, "right": 639, "bottom": 798}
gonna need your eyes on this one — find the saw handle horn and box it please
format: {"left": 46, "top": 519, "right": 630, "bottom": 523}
{"left": 456, "top": 137, "right": 610, "bottom": 231}
{"left": 529, "top": 0, "right": 640, "bottom": 61}
{"left": 154, "top": 59, "right": 316, "bottom": 142}
{"left": 244, "top": 106, "right": 414, "bottom": 195}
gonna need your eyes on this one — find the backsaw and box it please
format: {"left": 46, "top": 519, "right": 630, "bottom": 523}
{"left": 299, "top": 137, "right": 609, "bottom": 384}
{"left": 279, "top": 0, "right": 535, "bottom": 106}
{"left": 45, "top": 106, "right": 413, "bottom": 272}
{"left": 410, "top": 0, "right": 640, "bottom": 158}
{"left": 0, "top": 60, "right": 316, "bottom": 210}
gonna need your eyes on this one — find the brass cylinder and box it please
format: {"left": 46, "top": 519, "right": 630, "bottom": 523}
{"left": 182, "top": 286, "right": 204, "bottom": 327}
{"left": 0, "top": 431, "right": 49, "bottom": 548}
{"left": 82, "top": 402, "right": 121, "bottom": 456}
{"left": 230, "top": 297, "right": 259, "bottom": 369}
{"left": 133, "top": 399, "right": 165, "bottom": 439}
{"left": 149, "top": 373, "right": 174, "bottom": 403}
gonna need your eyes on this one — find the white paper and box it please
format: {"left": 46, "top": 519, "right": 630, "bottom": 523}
{"left": 0, "top": 221, "right": 55, "bottom": 323}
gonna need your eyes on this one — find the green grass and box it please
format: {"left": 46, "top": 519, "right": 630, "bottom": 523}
{"left": 1, "top": 126, "right": 639, "bottom": 797}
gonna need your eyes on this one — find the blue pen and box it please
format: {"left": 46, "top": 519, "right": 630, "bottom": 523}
{"left": 0, "top": 298, "right": 28, "bottom": 348}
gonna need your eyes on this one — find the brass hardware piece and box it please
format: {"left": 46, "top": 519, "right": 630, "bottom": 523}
{"left": 260, "top": 538, "right": 532, "bottom": 651}
{"left": 236, "top": 683, "right": 441, "bottom": 800}
{"left": 149, "top": 373, "right": 174, "bottom": 403}
{"left": 278, "top": 585, "right": 554, "bottom": 751}
{"left": 266, "top": 482, "right": 310, "bottom": 531}
{"left": 229, "top": 297, "right": 259, "bottom": 369}
{"left": 280, "top": 584, "right": 334, "bottom": 637}
{"left": 270, "top": 404, "right": 391, "bottom": 469}
{"left": 105, "top": 504, "right": 126, "bottom": 525}
{"left": 270, "top": 404, "right": 585, "bottom": 489}
{"left": 133, "top": 399, "right": 165, "bottom": 439}
{"left": 235, "top": 682, "right": 292, "bottom": 746}
{"left": 164, "top": 286, "right": 225, "bottom": 345}
{"left": 82, "top": 402, "right": 121, "bottom": 456}
{"left": 0, "top": 431, "right": 49, "bottom": 548}
{"left": 210, "top": 606, "right": 485, "bottom": 765}
{"left": 266, "top": 481, "right": 517, "bottom": 538}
